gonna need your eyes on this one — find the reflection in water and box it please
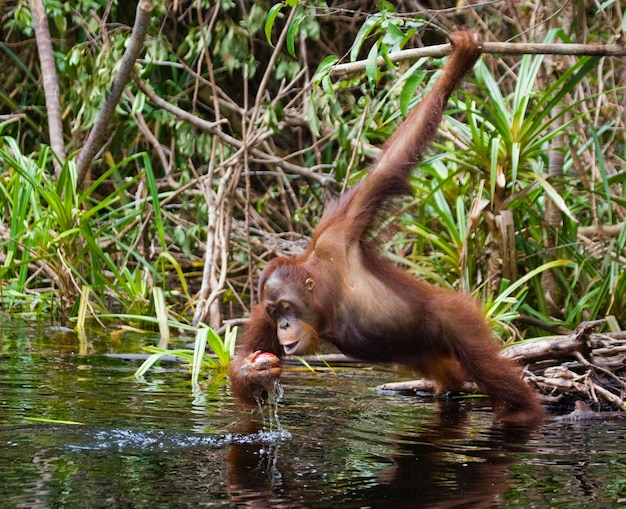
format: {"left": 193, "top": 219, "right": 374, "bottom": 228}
{"left": 224, "top": 403, "right": 534, "bottom": 508}
{"left": 13, "top": 415, "right": 526, "bottom": 508}
{"left": 2, "top": 424, "right": 293, "bottom": 508}
{"left": 368, "top": 406, "right": 530, "bottom": 509}
{"left": 2, "top": 392, "right": 626, "bottom": 507}
{"left": 227, "top": 420, "right": 289, "bottom": 508}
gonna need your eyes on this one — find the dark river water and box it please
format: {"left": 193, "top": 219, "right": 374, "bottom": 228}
{"left": 1, "top": 316, "right": 626, "bottom": 508}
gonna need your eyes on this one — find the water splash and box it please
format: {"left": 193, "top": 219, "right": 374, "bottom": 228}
{"left": 58, "top": 381, "right": 290, "bottom": 453}
{"left": 63, "top": 426, "right": 291, "bottom": 453}
{"left": 255, "top": 380, "right": 285, "bottom": 433}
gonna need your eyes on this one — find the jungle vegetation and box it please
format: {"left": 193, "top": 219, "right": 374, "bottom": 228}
{"left": 1, "top": 0, "right": 625, "bottom": 351}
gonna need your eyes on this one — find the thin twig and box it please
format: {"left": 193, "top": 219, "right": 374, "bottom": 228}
{"left": 589, "top": 381, "right": 626, "bottom": 410}
{"left": 250, "top": 6, "right": 298, "bottom": 126}
{"left": 243, "top": 63, "right": 254, "bottom": 308}
{"left": 135, "top": 77, "right": 333, "bottom": 185}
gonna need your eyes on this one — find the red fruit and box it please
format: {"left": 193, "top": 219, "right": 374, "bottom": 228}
{"left": 252, "top": 352, "right": 279, "bottom": 364}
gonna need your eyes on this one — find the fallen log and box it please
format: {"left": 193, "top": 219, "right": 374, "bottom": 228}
{"left": 377, "top": 379, "right": 477, "bottom": 394}
{"left": 502, "top": 320, "right": 601, "bottom": 363}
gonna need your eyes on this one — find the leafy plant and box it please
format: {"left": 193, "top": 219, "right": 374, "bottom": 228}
{"left": 0, "top": 137, "right": 166, "bottom": 317}
{"left": 484, "top": 259, "right": 571, "bottom": 338}
{"left": 135, "top": 326, "right": 237, "bottom": 384}
{"left": 451, "top": 39, "right": 599, "bottom": 209}
{"left": 404, "top": 32, "right": 625, "bottom": 329}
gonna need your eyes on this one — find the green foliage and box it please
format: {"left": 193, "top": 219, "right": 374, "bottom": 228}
{"left": 400, "top": 31, "right": 625, "bottom": 332}
{"left": 1, "top": 1, "right": 625, "bottom": 342}
{"left": 0, "top": 137, "right": 165, "bottom": 316}
{"left": 135, "top": 325, "right": 237, "bottom": 382}
{"left": 483, "top": 260, "right": 571, "bottom": 337}
{"left": 449, "top": 36, "right": 599, "bottom": 206}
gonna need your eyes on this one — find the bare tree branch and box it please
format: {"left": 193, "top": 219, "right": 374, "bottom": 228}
{"left": 134, "top": 76, "right": 334, "bottom": 185}
{"left": 331, "top": 40, "right": 626, "bottom": 77}
{"left": 578, "top": 222, "right": 624, "bottom": 237}
{"left": 75, "top": 0, "right": 153, "bottom": 187}
{"left": 29, "top": 0, "right": 65, "bottom": 176}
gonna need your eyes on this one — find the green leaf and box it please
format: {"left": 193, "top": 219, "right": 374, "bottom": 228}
{"left": 192, "top": 328, "right": 208, "bottom": 386}
{"left": 158, "top": 251, "right": 191, "bottom": 300}
{"left": 25, "top": 417, "right": 83, "bottom": 425}
{"left": 205, "top": 327, "right": 231, "bottom": 366}
{"left": 511, "top": 142, "right": 520, "bottom": 186}
{"left": 321, "top": 74, "right": 333, "bottom": 95}
{"left": 590, "top": 127, "right": 613, "bottom": 223}
{"left": 366, "top": 40, "right": 380, "bottom": 90}
{"left": 265, "top": 3, "right": 284, "bottom": 46}
{"left": 350, "top": 14, "right": 380, "bottom": 62}
{"left": 381, "top": 21, "right": 405, "bottom": 50}
{"left": 489, "top": 135, "right": 501, "bottom": 199}
{"left": 531, "top": 173, "right": 577, "bottom": 223}
{"left": 153, "top": 287, "right": 170, "bottom": 345}
{"left": 524, "top": 55, "right": 599, "bottom": 142}
{"left": 286, "top": 12, "right": 304, "bottom": 58}
{"left": 313, "top": 55, "right": 338, "bottom": 85}
{"left": 378, "top": 0, "right": 396, "bottom": 11}
{"left": 485, "top": 259, "right": 571, "bottom": 320}
{"left": 399, "top": 71, "right": 424, "bottom": 115}
{"left": 142, "top": 154, "right": 167, "bottom": 251}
